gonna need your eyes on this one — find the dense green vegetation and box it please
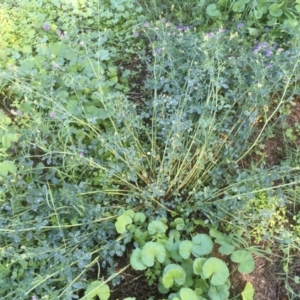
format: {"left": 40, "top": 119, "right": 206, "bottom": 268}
{"left": 0, "top": 0, "right": 300, "bottom": 299}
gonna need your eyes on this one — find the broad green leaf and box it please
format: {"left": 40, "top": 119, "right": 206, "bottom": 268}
{"left": 206, "top": 4, "right": 221, "bottom": 17}
{"left": 209, "top": 228, "right": 235, "bottom": 255}
{"left": 231, "top": 250, "right": 255, "bottom": 274}
{"left": 202, "top": 257, "right": 229, "bottom": 286}
{"left": 166, "top": 240, "right": 182, "bottom": 262}
{"left": 192, "top": 234, "right": 213, "bottom": 256}
{"left": 123, "top": 298, "right": 136, "bottom": 300}
{"left": 208, "top": 280, "right": 230, "bottom": 300}
{"left": 1, "top": 132, "right": 18, "bottom": 148}
{"left": 133, "top": 228, "right": 148, "bottom": 247}
{"left": 269, "top": 3, "right": 283, "bottom": 17}
{"left": 148, "top": 220, "right": 168, "bottom": 235}
{"left": 173, "top": 218, "right": 185, "bottom": 231}
{"left": 115, "top": 215, "right": 132, "bottom": 234}
{"left": 83, "top": 280, "right": 110, "bottom": 300}
{"left": 232, "top": 1, "right": 245, "bottom": 13}
{"left": 130, "top": 248, "right": 147, "bottom": 270}
{"left": 242, "top": 282, "right": 254, "bottom": 300}
{"left": 162, "top": 264, "right": 186, "bottom": 289}
{"left": 179, "top": 240, "right": 193, "bottom": 259}
{"left": 195, "top": 278, "right": 210, "bottom": 295}
{"left": 141, "top": 242, "right": 166, "bottom": 266}
{"left": 193, "top": 257, "right": 207, "bottom": 275}
{"left": 179, "top": 287, "right": 198, "bottom": 300}
{"left": 99, "top": 49, "right": 110, "bottom": 61}
{"left": 133, "top": 212, "right": 146, "bottom": 223}
{"left": 0, "top": 161, "right": 17, "bottom": 176}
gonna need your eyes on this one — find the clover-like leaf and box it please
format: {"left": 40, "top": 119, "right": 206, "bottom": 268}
{"left": 179, "top": 240, "right": 194, "bottom": 259}
{"left": 269, "top": 3, "right": 283, "bottom": 17}
{"left": 130, "top": 248, "right": 147, "bottom": 270}
{"left": 162, "top": 264, "right": 186, "bottom": 289}
{"left": 179, "top": 287, "right": 198, "bottom": 300}
{"left": 242, "top": 282, "right": 254, "bottom": 300}
{"left": 206, "top": 4, "right": 221, "bottom": 17}
{"left": 193, "top": 257, "right": 207, "bottom": 275}
{"left": 115, "top": 215, "right": 132, "bottom": 234}
{"left": 230, "top": 250, "right": 255, "bottom": 274}
{"left": 202, "top": 257, "right": 230, "bottom": 286}
{"left": 83, "top": 280, "right": 110, "bottom": 300}
{"left": 232, "top": 1, "right": 245, "bottom": 13}
{"left": 141, "top": 242, "right": 166, "bottom": 267}
{"left": 148, "top": 220, "right": 168, "bottom": 235}
{"left": 192, "top": 234, "right": 213, "bottom": 256}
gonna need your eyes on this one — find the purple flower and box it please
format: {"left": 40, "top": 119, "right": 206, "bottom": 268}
{"left": 266, "top": 63, "right": 272, "bottom": 69}
{"left": 237, "top": 22, "right": 244, "bottom": 29}
{"left": 265, "top": 49, "right": 272, "bottom": 57}
{"left": 79, "top": 152, "right": 84, "bottom": 157}
{"left": 144, "top": 22, "right": 150, "bottom": 28}
{"left": 32, "top": 296, "right": 37, "bottom": 300}
{"left": 43, "top": 24, "right": 50, "bottom": 31}
{"left": 50, "top": 111, "right": 56, "bottom": 118}
{"left": 133, "top": 31, "right": 139, "bottom": 37}
{"left": 165, "top": 21, "right": 171, "bottom": 27}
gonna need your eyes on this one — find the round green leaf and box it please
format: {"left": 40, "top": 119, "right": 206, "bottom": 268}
{"left": 141, "top": 242, "right": 166, "bottom": 267}
{"left": 193, "top": 257, "right": 207, "bottom": 275}
{"left": 133, "top": 212, "right": 146, "bottom": 223}
{"left": 230, "top": 250, "right": 255, "bottom": 274}
{"left": 130, "top": 248, "right": 147, "bottom": 270}
{"left": 232, "top": 1, "right": 245, "bottom": 13}
{"left": 192, "top": 234, "right": 213, "bottom": 256}
{"left": 162, "top": 264, "right": 186, "bottom": 289}
{"left": 208, "top": 281, "right": 230, "bottom": 300}
{"left": 202, "top": 257, "right": 230, "bottom": 286}
{"left": 242, "top": 282, "right": 254, "bottom": 300}
{"left": 84, "top": 280, "right": 110, "bottom": 300}
{"left": 269, "top": 3, "right": 283, "bottom": 17}
{"left": 179, "top": 287, "right": 198, "bottom": 300}
{"left": 179, "top": 240, "right": 194, "bottom": 259}
{"left": 206, "top": 4, "right": 221, "bottom": 17}
{"left": 174, "top": 218, "right": 185, "bottom": 231}
{"left": 115, "top": 215, "right": 132, "bottom": 234}
{"left": 148, "top": 220, "right": 168, "bottom": 235}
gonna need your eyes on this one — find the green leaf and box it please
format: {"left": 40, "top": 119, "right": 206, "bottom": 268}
{"left": 148, "top": 220, "right": 168, "bottom": 235}
{"left": 179, "top": 240, "right": 194, "bottom": 259}
{"left": 1, "top": 132, "right": 19, "bottom": 148}
{"left": 83, "top": 280, "right": 110, "bottom": 300}
{"left": 231, "top": 250, "right": 255, "bottom": 274}
{"left": 174, "top": 218, "right": 185, "bottom": 231}
{"left": 179, "top": 287, "right": 198, "bottom": 300}
{"left": 162, "top": 264, "right": 186, "bottom": 289}
{"left": 206, "top": 4, "right": 221, "bottom": 17}
{"left": 242, "top": 282, "right": 254, "bottom": 300}
{"left": 141, "top": 242, "right": 166, "bottom": 267}
{"left": 208, "top": 281, "right": 230, "bottom": 300}
{"left": 0, "top": 161, "right": 17, "bottom": 176}
{"left": 269, "top": 3, "right": 283, "bottom": 17}
{"left": 133, "top": 212, "right": 146, "bottom": 223}
{"left": 115, "top": 215, "right": 132, "bottom": 234}
{"left": 209, "top": 229, "right": 235, "bottom": 255}
{"left": 193, "top": 257, "right": 207, "bottom": 275}
{"left": 192, "top": 234, "right": 213, "bottom": 256}
{"left": 130, "top": 248, "right": 147, "bottom": 270}
{"left": 99, "top": 49, "right": 110, "bottom": 61}
{"left": 232, "top": 1, "right": 245, "bottom": 13}
{"left": 133, "top": 228, "right": 148, "bottom": 247}
{"left": 202, "top": 257, "right": 229, "bottom": 286}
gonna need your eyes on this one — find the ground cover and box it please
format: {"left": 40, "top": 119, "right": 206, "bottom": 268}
{"left": 0, "top": 1, "right": 300, "bottom": 299}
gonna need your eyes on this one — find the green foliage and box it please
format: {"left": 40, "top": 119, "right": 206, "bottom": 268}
{"left": 116, "top": 210, "right": 256, "bottom": 299}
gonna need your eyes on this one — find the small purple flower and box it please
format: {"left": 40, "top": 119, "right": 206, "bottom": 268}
{"left": 165, "top": 21, "right": 171, "bottom": 27}
{"left": 43, "top": 24, "right": 50, "bottom": 31}
{"left": 52, "top": 63, "right": 59, "bottom": 69}
{"left": 133, "top": 31, "right": 139, "bottom": 37}
{"left": 50, "top": 111, "right": 56, "bottom": 118}
{"left": 237, "top": 22, "right": 244, "bottom": 29}
{"left": 32, "top": 296, "right": 37, "bottom": 300}
{"left": 144, "top": 22, "right": 150, "bottom": 28}
{"left": 265, "top": 49, "right": 272, "bottom": 57}
{"left": 266, "top": 63, "right": 272, "bottom": 69}
{"left": 79, "top": 152, "right": 84, "bottom": 157}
